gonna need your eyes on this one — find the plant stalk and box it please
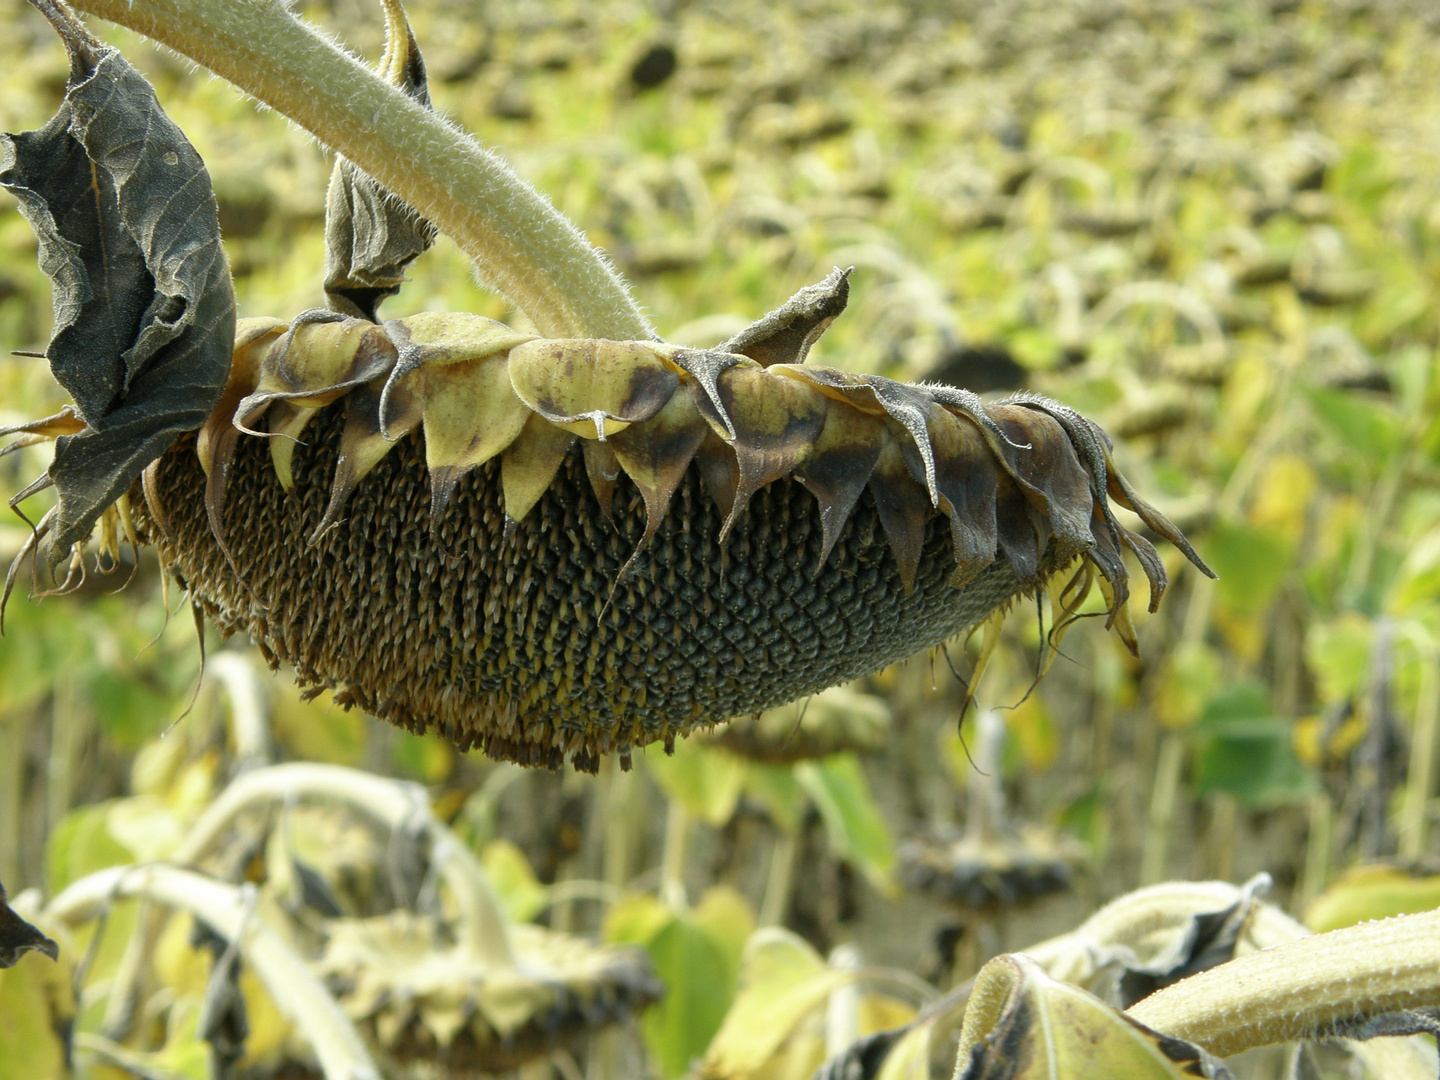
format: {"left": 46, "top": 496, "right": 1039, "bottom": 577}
{"left": 1127, "top": 907, "right": 1440, "bottom": 1057}
{"left": 69, "top": 0, "right": 653, "bottom": 341}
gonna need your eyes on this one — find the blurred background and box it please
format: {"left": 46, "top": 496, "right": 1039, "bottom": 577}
{"left": 2, "top": 0, "right": 1440, "bottom": 1077}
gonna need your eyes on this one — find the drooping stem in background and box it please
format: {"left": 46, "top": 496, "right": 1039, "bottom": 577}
{"left": 660, "top": 800, "right": 690, "bottom": 911}
{"left": 1298, "top": 792, "right": 1333, "bottom": 913}
{"left": 0, "top": 711, "right": 26, "bottom": 885}
{"left": 1397, "top": 626, "right": 1439, "bottom": 861}
{"left": 177, "top": 763, "right": 516, "bottom": 965}
{"left": 759, "top": 830, "right": 797, "bottom": 927}
{"left": 48, "top": 866, "right": 381, "bottom": 1080}
{"left": 1140, "top": 334, "right": 1304, "bottom": 886}
{"left": 69, "top": 0, "right": 653, "bottom": 342}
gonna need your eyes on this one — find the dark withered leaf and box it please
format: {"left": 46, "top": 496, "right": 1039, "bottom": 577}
{"left": 323, "top": 0, "right": 437, "bottom": 321}
{"left": 1116, "top": 873, "right": 1271, "bottom": 1009}
{"left": 721, "top": 265, "right": 852, "bottom": 367}
{"left": 0, "top": 1, "right": 234, "bottom": 564}
{"left": 0, "top": 878, "right": 58, "bottom": 967}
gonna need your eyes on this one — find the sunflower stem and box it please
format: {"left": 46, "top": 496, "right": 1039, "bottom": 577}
{"left": 68, "top": 0, "right": 653, "bottom": 341}
{"left": 1127, "top": 907, "right": 1440, "bottom": 1057}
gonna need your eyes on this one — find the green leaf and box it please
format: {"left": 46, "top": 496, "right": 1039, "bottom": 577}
{"left": 646, "top": 739, "right": 748, "bottom": 827}
{"left": 480, "top": 839, "right": 547, "bottom": 923}
{"left": 1305, "top": 386, "right": 1404, "bottom": 461}
{"left": 1305, "top": 614, "right": 1373, "bottom": 703}
{"left": 744, "top": 764, "right": 806, "bottom": 833}
{"left": 45, "top": 800, "right": 134, "bottom": 895}
{"left": 1206, "top": 519, "right": 1293, "bottom": 617}
{"left": 1306, "top": 864, "right": 1440, "bottom": 933}
{"left": 0, "top": 946, "right": 68, "bottom": 1080}
{"left": 605, "top": 887, "right": 755, "bottom": 1079}
{"left": 702, "top": 929, "right": 846, "bottom": 1080}
{"left": 1192, "top": 683, "right": 1314, "bottom": 808}
{"left": 795, "top": 754, "right": 895, "bottom": 890}
{"left": 0, "top": 4, "right": 234, "bottom": 559}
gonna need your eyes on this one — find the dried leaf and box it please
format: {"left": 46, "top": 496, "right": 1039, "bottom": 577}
{"left": 720, "top": 266, "right": 852, "bottom": 367}
{"left": 0, "top": 880, "right": 58, "bottom": 968}
{"left": 956, "top": 955, "right": 1234, "bottom": 1080}
{"left": 0, "top": 1, "right": 234, "bottom": 562}
{"left": 323, "top": 0, "right": 437, "bottom": 320}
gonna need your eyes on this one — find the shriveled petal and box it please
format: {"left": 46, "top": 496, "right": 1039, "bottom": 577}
{"left": 719, "top": 266, "right": 851, "bottom": 367}
{"left": 913, "top": 405, "right": 998, "bottom": 588}
{"left": 609, "top": 389, "right": 708, "bottom": 542}
{"left": 233, "top": 311, "right": 397, "bottom": 431}
{"left": 706, "top": 365, "right": 826, "bottom": 542}
{"left": 868, "top": 437, "right": 930, "bottom": 594}
{"left": 985, "top": 404, "right": 1094, "bottom": 568}
{"left": 669, "top": 348, "right": 752, "bottom": 439}
{"left": 312, "top": 375, "right": 420, "bottom": 542}
{"left": 265, "top": 402, "right": 318, "bottom": 493}
{"left": 421, "top": 354, "right": 531, "bottom": 524}
{"left": 581, "top": 439, "right": 622, "bottom": 520}
{"left": 789, "top": 400, "right": 885, "bottom": 570}
{"left": 500, "top": 414, "right": 576, "bottom": 524}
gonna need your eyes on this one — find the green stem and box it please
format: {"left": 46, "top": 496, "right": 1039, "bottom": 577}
{"left": 1127, "top": 907, "right": 1440, "bottom": 1058}
{"left": 1298, "top": 792, "right": 1333, "bottom": 913}
{"left": 70, "top": 0, "right": 652, "bottom": 341}
{"left": 0, "top": 711, "right": 25, "bottom": 886}
{"left": 660, "top": 800, "right": 690, "bottom": 911}
{"left": 1398, "top": 628, "right": 1439, "bottom": 861}
{"left": 1138, "top": 732, "right": 1184, "bottom": 886}
{"left": 759, "top": 829, "right": 797, "bottom": 927}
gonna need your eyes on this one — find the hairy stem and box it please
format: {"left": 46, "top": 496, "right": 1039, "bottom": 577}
{"left": 1126, "top": 907, "right": 1440, "bottom": 1057}
{"left": 69, "top": 0, "right": 653, "bottom": 341}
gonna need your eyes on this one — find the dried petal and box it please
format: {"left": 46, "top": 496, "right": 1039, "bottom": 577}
{"left": 868, "top": 437, "right": 929, "bottom": 594}
{"left": 233, "top": 311, "right": 397, "bottom": 430}
{"left": 500, "top": 416, "right": 576, "bottom": 524}
{"left": 381, "top": 311, "right": 535, "bottom": 437}
{"left": 719, "top": 266, "right": 851, "bottom": 367}
{"left": 708, "top": 365, "right": 826, "bottom": 542}
{"left": 266, "top": 402, "right": 319, "bottom": 494}
{"left": 788, "top": 400, "right": 885, "bottom": 570}
{"left": 420, "top": 352, "right": 530, "bottom": 524}
{"left": 609, "top": 389, "right": 708, "bottom": 541}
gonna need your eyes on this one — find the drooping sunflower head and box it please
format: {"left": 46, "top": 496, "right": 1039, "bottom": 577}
{"left": 1, "top": 1, "right": 1213, "bottom": 772}
{"left": 16, "top": 267, "right": 1203, "bottom": 771}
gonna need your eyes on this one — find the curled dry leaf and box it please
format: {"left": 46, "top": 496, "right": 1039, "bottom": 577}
{"left": 323, "top": 0, "right": 437, "bottom": 321}
{"left": 956, "top": 954, "right": 1234, "bottom": 1080}
{"left": 0, "top": 0, "right": 233, "bottom": 563}
{"left": 0, "top": 880, "right": 59, "bottom": 968}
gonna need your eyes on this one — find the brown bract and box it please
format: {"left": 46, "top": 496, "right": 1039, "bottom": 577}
{"left": 6, "top": 273, "right": 1212, "bottom": 770}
